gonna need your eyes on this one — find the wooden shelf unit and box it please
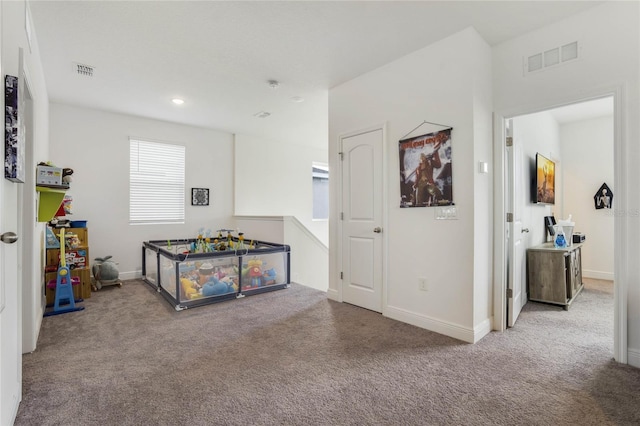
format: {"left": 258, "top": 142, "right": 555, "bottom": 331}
{"left": 45, "top": 227, "right": 91, "bottom": 303}
{"left": 527, "top": 242, "right": 584, "bottom": 310}
{"left": 36, "top": 185, "right": 67, "bottom": 222}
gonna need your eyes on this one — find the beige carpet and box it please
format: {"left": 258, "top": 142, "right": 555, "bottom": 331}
{"left": 14, "top": 279, "right": 640, "bottom": 425}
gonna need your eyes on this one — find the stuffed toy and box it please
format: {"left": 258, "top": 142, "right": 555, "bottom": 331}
{"left": 92, "top": 255, "right": 122, "bottom": 290}
{"left": 202, "top": 276, "right": 233, "bottom": 297}
{"left": 62, "top": 168, "right": 74, "bottom": 185}
{"left": 262, "top": 268, "right": 277, "bottom": 285}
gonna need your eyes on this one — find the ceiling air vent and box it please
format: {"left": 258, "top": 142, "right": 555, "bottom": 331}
{"left": 74, "top": 62, "right": 95, "bottom": 77}
{"left": 253, "top": 111, "right": 271, "bottom": 118}
{"left": 525, "top": 41, "right": 579, "bottom": 75}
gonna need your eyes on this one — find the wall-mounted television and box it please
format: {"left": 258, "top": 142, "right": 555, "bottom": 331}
{"left": 535, "top": 153, "right": 555, "bottom": 205}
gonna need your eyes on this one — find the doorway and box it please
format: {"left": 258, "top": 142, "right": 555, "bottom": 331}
{"left": 495, "top": 93, "right": 622, "bottom": 359}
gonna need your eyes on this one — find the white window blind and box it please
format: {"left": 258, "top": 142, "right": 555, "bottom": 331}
{"left": 129, "top": 138, "right": 185, "bottom": 224}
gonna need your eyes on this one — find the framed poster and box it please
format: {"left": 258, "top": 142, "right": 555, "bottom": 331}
{"left": 191, "top": 188, "right": 209, "bottom": 206}
{"left": 399, "top": 128, "right": 453, "bottom": 207}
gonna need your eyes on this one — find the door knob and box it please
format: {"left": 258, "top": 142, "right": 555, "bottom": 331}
{"left": 373, "top": 227, "right": 382, "bottom": 233}
{"left": 0, "top": 231, "right": 18, "bottom": 244}
{"left": 522, "top": 228, "right": 530, "bottom": 233}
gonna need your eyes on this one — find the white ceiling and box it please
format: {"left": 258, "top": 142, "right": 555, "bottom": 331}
{"left": 29, "top": 1, "right": 605, "bottom": 147}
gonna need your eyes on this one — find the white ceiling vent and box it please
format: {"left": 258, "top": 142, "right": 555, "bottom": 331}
{"left": 73, "top": 62, "right": 95, "bottom": 77}
{"left": 525, "top": 41, "right": 579, "bottom": 75}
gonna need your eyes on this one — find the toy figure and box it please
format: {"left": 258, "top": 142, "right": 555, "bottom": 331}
{"left": 237, "top": 232, "right": 246, "bottom": 250}
{"left": 247, "top": 259, "right": 263, "bottom": 288}
{"left": 263, "top": 268, "right": 277, "bottom": 285}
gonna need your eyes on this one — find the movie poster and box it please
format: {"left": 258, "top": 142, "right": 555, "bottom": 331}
{"left": 399, "top": 128, "right": 453, "bottom": 208}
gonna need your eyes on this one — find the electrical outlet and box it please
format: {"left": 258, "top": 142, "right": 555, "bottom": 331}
{"left": 418, "top": 277, "right": 428, "bottom": 291}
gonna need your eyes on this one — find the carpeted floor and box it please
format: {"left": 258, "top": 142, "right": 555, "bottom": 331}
{"left": 14, "top": 279, "right": 640, "bottom": 425}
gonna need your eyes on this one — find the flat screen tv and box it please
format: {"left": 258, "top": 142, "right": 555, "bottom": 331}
{"left": 535, "top": 153, "right": 555, "bottom": 205}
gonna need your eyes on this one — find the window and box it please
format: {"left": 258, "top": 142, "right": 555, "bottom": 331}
{"left": 129, "top": 138, "right": 185, "bottom": 224}
{"left": 312, "top": 162, "right": 329, "bottom": 220}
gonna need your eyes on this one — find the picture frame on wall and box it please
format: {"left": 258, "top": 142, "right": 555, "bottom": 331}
{"left": 399, "top": 128, "right": 453, "bottom": 207}
{"left": 191, "top": 188, "right": 209, "bottom": 206}
{"left": 5, "top": 74, "right": 24, "bottom": 183}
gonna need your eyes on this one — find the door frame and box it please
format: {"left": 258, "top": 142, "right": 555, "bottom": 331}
{"left": 492, "top": 85, "right": 626, "bottom": 363}
{"left": 337, "top": 122, "right": 388, "bottom": 314}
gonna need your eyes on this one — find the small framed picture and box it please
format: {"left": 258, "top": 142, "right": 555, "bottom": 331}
{"left": 191, "top": 188, "right": 209, "bottom": 206}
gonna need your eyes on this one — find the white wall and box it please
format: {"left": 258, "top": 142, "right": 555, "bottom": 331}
{"left": 560, "top": 116, "right": 614, "bottom": 279}
{"left": 493, "top": 1, "right": 640, "bottom": 365}
{"left": 471, "top": 31, "right": 494, "bottom": 333}
{"left": 513, "top": 111, "right": 560, "bottom": 248}
{"left": 234, "top": 133, "right": 328, "bottom": 246}
{"left": 49, "top": 104, "right": 235, "bottom": 278}
{"left": 329, "top": 27, "right": 493, "bottom": 343}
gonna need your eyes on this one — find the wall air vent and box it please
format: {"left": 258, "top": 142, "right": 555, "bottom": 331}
{"left": 74, "top": 62, "right": 95, "bottom": 77}
{"left": 525, "top": 41, "right": 579, "bottom": 75}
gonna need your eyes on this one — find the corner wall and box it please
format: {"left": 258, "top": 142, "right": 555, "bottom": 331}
{"left": 329, "top": 27, "right": 493, "bottom": 342}
{"left": 48, "top": 104, "right": 235, "bottom": 278}
{"left": 234, "top": 133, "right": 328, "bottom": 246}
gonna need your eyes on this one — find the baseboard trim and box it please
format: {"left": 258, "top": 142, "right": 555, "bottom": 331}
{"left": 582, "top": 270, "right": 614, "bottom": 281}
{"left": 122, "top": 270, "right": 142, "bottom": 281}
{"left": 628, "top": 347, "right": 640, "bottom": 369}
{"left": 473, "top": 318, "right": 492, "bottom": 343}
{"left": 385, "top": 305, "right": 476, "bottom": 343}
{"left": 326, "top": 288, "right": 340, "bottom": 301}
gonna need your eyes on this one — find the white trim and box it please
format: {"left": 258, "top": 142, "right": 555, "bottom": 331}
{"left": 326, "top": 288, "right": 340, "bottom": 301}
{"left": 628, "top": 348, "right": 640, "bottom": 369}
{"left": 582, "top": 270, "right": 614, "bottom": 281}
{"left": 385, "top": 305, "right": 476, "bottom": 343}
{"left": 121, "top": 271, "right": 142, "bottom": 281}
{"left": 492, "top": 113, "right": 507, "bottom": 332}
{"left": 493, "top": 84, "right": 627, "bottom": 364}
{"left": 283, "top": 216, "right": 328, "bottom": 253}
{"left": 473, "top": 318, "right": 493, "bottom": 344}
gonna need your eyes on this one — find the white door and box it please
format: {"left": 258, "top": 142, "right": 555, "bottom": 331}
{"left": 0, "top": 144, "right": 22, "bottom": 424}
{"left": 506, "top": 119, "right": 528, "bottom": 327}
{"left": 1, "top": 24, "right": 23, "bottom": 422}
{"left": 341, "top": 128, "right": 384, "bottom": 312}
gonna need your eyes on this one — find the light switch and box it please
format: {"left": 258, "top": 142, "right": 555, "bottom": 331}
{"left": 435, "top": 206, "right": 458, "bottom": 220}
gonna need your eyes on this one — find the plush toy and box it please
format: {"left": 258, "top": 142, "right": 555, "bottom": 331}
{"left": 245, "top": 259, "right": 263, "bottom": 288}
{"left": 202, "top": 276, "right": 233, "bottom": 297}
{"left": 62, "top": 168, "right": 74, "bottom": 185}
{"left": 92, "top": 255, "right": 122, "bottom": 290}
{"left": 180, "top": 278, "right": 200, "bottom": 300}
{"left": 262, "top": 268, "right": 277, "bottom": 286}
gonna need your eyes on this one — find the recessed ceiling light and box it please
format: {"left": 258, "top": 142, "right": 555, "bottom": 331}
{"left": 172, "top": 98, "right": 184, "bottom": 105}
{"left": 254, "top": 111, "right": 271, "bottom": 118}
{"left": 291, "top": 96, "right": 304, "bottom": 103}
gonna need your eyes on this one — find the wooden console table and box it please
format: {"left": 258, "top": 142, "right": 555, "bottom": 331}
{"left": 527, "top": 242, "right": 584, "bottom": 310}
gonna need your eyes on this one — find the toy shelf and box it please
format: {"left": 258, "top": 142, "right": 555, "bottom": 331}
{"left": 36, "top": 185, "right": 66, "bottom": 222}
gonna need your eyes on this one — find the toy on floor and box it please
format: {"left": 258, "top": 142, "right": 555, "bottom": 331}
{"left": 44, "top": 227, "right": 84, "bottom": 317}
{"left": 92, "top": 255, "right": 123, "bottom": 290}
